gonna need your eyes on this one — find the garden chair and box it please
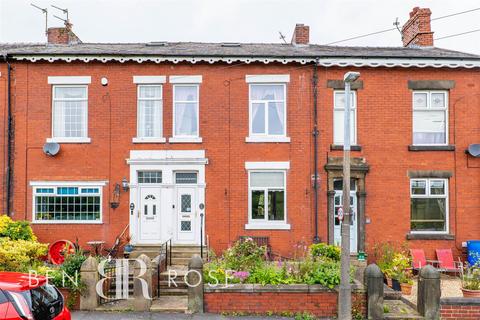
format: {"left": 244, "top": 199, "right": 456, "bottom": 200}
{"left": 435, "top": 249, "right": 463, "bottom": 276}
{"left": 410, "top": 249, "right": 439, "bottom": 272}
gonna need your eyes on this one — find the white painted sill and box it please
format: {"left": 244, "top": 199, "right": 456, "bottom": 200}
{"left": 132, "top": 137, "right": 166, "bottom": 144}
{"left": 245, "top": 223, "right": 291, "bottom": 230}
{"left": 32, "top": 221, "right": 103, "bottom": 225}
{"left": 245, "top": 136, "right": 291, "bottom": 143}
{"left": 169, "top": 137, "right": 203, "bottom": 143}
{"left": 46, "top": 137, "right": 91, "bottom": 144}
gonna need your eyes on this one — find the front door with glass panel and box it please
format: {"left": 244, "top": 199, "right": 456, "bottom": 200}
{"left": 333, "top": 179, "right": 358, "bottom": 253}
{"left": 138, "top": 187, "right": 161, "bottom": 243}
{"left": 175, "top": 172, "right": 199, "bottom": 244}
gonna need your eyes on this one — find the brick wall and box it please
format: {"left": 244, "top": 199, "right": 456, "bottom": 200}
{"left": 441, "top": 298, "right": 480, "bottom": 319}
{"left": 4, "top": 60, "right": 480, "bottom": 260}
{"left": 204, "top": 285, "right": 366, "bottom": 317}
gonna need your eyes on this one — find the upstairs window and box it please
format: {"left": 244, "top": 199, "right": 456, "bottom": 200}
{"left": 410, "top": 179, "right": 448, "bottom": 233}
{"left": 137, "top": 85, "right": 163, "bottom": 139}
{"left": 412, "top": 91, "right": 448, "bottom": 145}
{"left": 333, "top": 91, "right": 356, "bottom": 145}
{"left": 173, "top": 85, "right": 199, "bottom": 137}
{"left": 249, "top": 84, "right": 286, "bottom": 137}
{"left": 52, "top": 86, "right": 88, "bottom": 139}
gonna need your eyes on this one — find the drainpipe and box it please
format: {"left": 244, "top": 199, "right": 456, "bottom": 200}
{"left": 3, "top": 55, "right": 12, "bottom": 216}
{"left": 312, "top": 58, "right": 320, "bottom": 243}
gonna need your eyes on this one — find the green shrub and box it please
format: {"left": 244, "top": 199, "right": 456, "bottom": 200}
{"left": 223, "top": 238, "right": 265, "bottom": 270}
{"left": 248, "top": 264, "right": 295, "bottom": 285}
{"left": 310, "top": 243, "right": 341, "bottom": 262}
{"left": 0, "top": 238, "right": 48, "bottom": 272}
{"left": 0, "top": 215, "right": 36, "bottom": 241}
{"left": 301, "top": 259, "right": 341, "bottom": 288}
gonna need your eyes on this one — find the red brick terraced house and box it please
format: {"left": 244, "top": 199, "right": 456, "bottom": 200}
{"left": 1, "top": 7, "right": 480, "bottom": 260}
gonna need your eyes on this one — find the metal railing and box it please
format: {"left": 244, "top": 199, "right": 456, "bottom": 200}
{"left": 98, "top": 259, "right": 131, "bottom": 305}
{"left": 157, "top": 238, "right": 172, "bottom": 298}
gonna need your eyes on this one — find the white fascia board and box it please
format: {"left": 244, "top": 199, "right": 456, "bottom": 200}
{"left": 133, "top": 76, "right": 166, "bottom": 84}
{"left": 169, "top": 75, "right": 203, "bottom": 84}
{"left": 246, "top": 74, "right": 290, "bottom": 83}
{"left": 48, "top": 76, "right": 91, "bottom": 84}
{"left": 245, "top": 161, "right": 290, "bottom": 170}
{"left": 30, "top": 181, "right": 108, "bottom": 186}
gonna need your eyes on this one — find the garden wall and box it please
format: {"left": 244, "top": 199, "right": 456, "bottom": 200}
{"left": 441, "top": 297, "right": 480, "bottom": 319}
{"left": 204, "top": 282, "right": 366, "bottom": 317}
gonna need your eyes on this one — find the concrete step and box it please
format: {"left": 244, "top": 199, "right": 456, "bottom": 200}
{"left": 159, "top": 280, "right": 187, "bottom": 288}
{"left": 158, "top": 288, "right": 188, "bottom": 296}
{"left": 171, "top": 257, "right": 192, "bottom": 265}
{"left": 384, "top": 284, "right": 403, "bottom": 300}
{"left": 384, "top": 300, "right": 424, "bottom": 320}
{"left": 150, "top": 296, "right": 187, "bottom": 312}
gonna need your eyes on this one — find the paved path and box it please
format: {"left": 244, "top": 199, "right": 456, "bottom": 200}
{"left": 72, "top": 312, "right": 293, "bottom": 320}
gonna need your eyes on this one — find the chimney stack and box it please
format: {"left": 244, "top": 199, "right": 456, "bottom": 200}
{"left": 291, "top": 24, "right": 310, "bottom": 46}
{"left": 47, "top": 21, "right": 81, "bottom": 45}
{"left": 401, "top": 7, "right": 434, "bottom": 47}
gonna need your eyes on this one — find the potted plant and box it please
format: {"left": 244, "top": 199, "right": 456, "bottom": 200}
{"left": 390, "top": 252, "right": 411, "bottom": 292}
{"left": 398, "top": 270, "right": 414, "bottom": 295}
{"left": 123, "top": 235, "right": 134, "bottom": 255}
{"left": 461, "top": 264, "right": 480, "bottom": 297}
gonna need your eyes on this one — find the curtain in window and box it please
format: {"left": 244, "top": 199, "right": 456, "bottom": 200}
{"left": 175, "top": 86, "right": 198, "bottom": 136}
{"left": 413, "top": 110, "right": 446, "bottom": 144}
{"left": 53, "top": 87, "right": 87, "bottom": 138}
{"left": 138, "top": 86, "right": 162, "bottom": 138}
{"left": 251, "top": 85, "right": 285, "bottom": 135}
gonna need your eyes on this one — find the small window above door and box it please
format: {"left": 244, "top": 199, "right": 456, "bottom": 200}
{"left": 138, "top": 171, "right": 162, "bottom": 183}
{"left": 175, "top": 172, "right": 198, "bottom": 184}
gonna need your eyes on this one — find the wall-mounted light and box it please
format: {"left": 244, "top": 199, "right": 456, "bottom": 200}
{"left": 122, "top": 177, "right": 129, "bottom": 192}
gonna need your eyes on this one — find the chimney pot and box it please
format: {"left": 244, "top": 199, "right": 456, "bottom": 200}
{"left": 291, "top": 23, "right": 310, "bottom": 46}
{"left": 401, "top": 7, "right": 434, "bottom": 47}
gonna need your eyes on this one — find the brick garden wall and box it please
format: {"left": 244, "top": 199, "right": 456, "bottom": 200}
{"left": 441, "top": 298, "right": 480, "bottom": 319}
{"left": 203, "top": 284, "right": 366, "bottom": 317}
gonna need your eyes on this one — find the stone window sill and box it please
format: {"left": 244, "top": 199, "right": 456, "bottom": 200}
{"left": 330, "top": 144, "right": 362, "bottom": 151}
{"left": 408, "top": 145, "right": 455, "bottom": 151}
{"left": 132, "top": 137, "right": 166, "bottom": 144}
{"left": 245, "top": 223, "right": 291, "bottom": 230}
{"left": 406, "top": 233, "right": 454, "bottom": 240}
{"left": 46, "top": 137, "right": 91, "bottom": 144}
{"left": 245, "top": 136, "right": 291, "bottom": 143}
{"left": 168, "top": 137, "right": 203, "bottom": 144}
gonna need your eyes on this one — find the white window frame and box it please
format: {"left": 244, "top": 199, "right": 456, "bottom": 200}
{"left": 333, "top": 90, "right": 357, "bottom": 145}
{"left": 245, "top": 82, "right": 290, "bottom": 142}
{"left": 412, "top": 90, "right": 449, "bottom": 146}
{"left": 245, "top": 162, "right": 290, "bottom": 230}
{"left": 30, "top": 181, "right": 106, "bottom": 224}
{"left": 170, "top": 84, "right": 202, "bottom": 143}
{"left": 133, "top": 84, "right": 165, "bottom": 143}
{"left": 410, "top": 178, "right": 449, "bottom": 234}
{"left": 48, "top": 84, "right": 90, "bottom": 143}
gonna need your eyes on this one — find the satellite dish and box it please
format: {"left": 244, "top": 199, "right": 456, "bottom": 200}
{"left": 43, "top": 142, "right": 60, "bottom": 156}
{"left": 467, "top": 144, "right": 480, "bottom": 157}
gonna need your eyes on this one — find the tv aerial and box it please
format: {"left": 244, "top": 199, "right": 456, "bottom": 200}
{"left": 30, "top": 3, "right": 48, "bottom": 35}
{"left": 51, "top": 5, "right": 69, "bottom": 24}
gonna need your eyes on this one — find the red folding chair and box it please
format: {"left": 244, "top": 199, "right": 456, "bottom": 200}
{"left": 435, "top": 249, "right": 463, "bottom": 276}
{"left": 410, "top": 249, "right": 439, "bottom": 271}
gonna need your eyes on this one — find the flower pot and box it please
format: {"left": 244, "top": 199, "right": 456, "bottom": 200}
{"left": 386, "top": 277, "right": 392, "bottom": 288}
{"left": 124, "top": 244, "right": 134, "bottom": 253}
{"left": 400, "top": 283, "right": 413, "bottom": 295}
{"left": 461, "top": 288, "right": 480, "bottom": 298}
{"left": 58, "top": 288, "right": 80, "bottom": 310}
{"left": 391, "top": 279, "right": 401, "bottom": 291}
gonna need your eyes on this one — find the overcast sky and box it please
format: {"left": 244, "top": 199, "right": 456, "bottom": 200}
{"left": 0, "top": 0, "right": 479, "bottom": 54}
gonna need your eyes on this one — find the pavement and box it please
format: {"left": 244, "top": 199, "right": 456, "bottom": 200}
{"left": 72, "top": 312, "right": 294, "bottom": 320}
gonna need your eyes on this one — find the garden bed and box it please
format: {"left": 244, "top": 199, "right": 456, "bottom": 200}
{"left": 204, "top": 282, "right": 366, "bottom": 317}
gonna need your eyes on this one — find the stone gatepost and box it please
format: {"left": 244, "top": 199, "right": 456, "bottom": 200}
{"left": 79, "top": 256, "right": 99, "bottom": 310}
{"left": 364, "top": 263, "right": 384, "bottom": 319}
{"left": 133, "top": 254, "right": 153, "bottom": 311}
{"left": 187, "top": 254, "right": 204, "bottom": 313}
{"left": 417, "top": 265, "right": 440, "bottom": 320}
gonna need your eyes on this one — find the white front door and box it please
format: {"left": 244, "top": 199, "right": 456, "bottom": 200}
{"left": 138, "top": 187, "right": 162, "bottom": 243}
{"left": 333, "top": 180, "right": 358, "bottom": 253}
{"left": 175, "top": 187, "right": 197, "bottom": 243}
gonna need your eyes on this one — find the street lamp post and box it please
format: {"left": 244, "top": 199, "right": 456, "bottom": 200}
{"left": 338, "top": 71, "right": 360, "bottom": 320}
